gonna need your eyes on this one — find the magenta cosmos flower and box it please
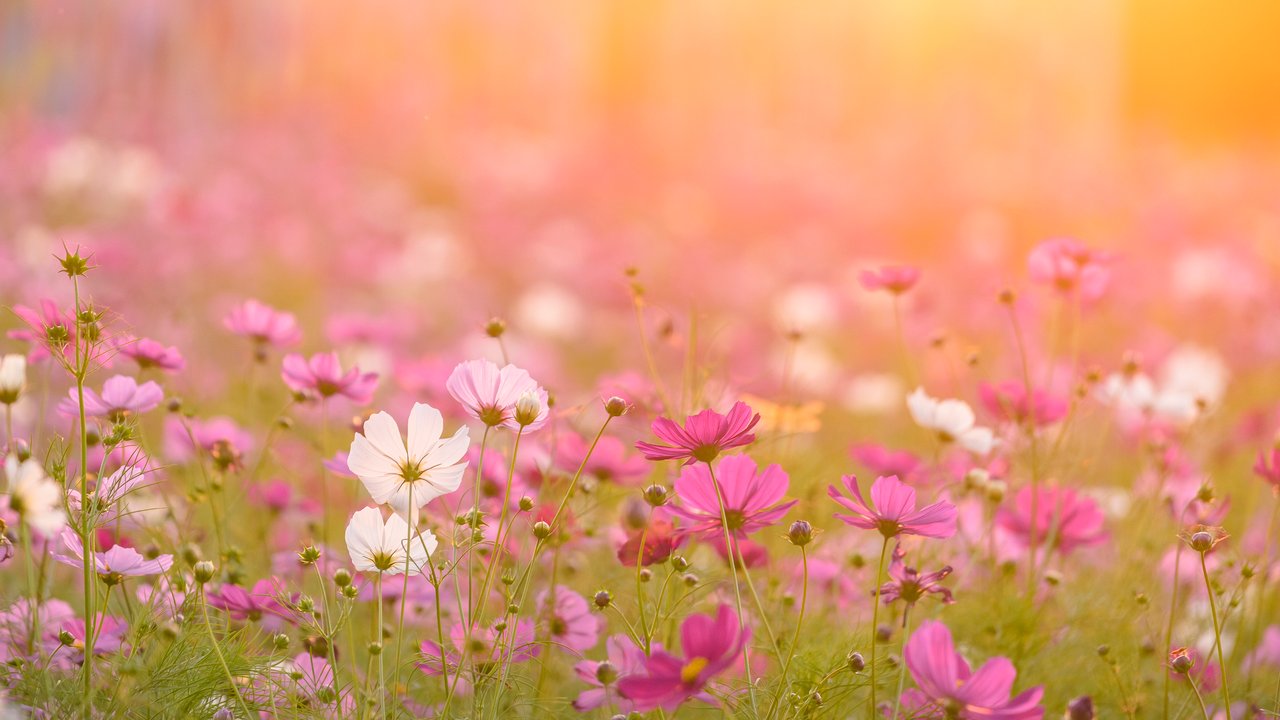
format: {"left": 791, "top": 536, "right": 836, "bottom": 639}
{"left": 879, "top": 543, "right": 954, "bottom": 608}
{"left": 859, "top": 265, "right": 921, "bottom": 295}
{"left": 978, "top": 381, "right": 1069, "bottom": 427}
{"left": 828, "top": 475, "right": 957, "bottom": 539}
{"left": 668, "top": 454, "right": 797, "bottom": 541}
{"left": 52, "top": 529, "right": 173, "bottom": 581}
{"left": 115, "top": 336, "right": 185, "bottom": 373}
{"left": 281, "top": 351, "right": 378, "bottom": 404}
{"left": 903, "top": 621, "right": 1044, "bottom": 720}
{"left": 1027, "top": 238, "right": 1110, "bottom": 302}
{"left": 996, "top": 487, "right": 1106, "bottom": 556}
{"left": 635, "top": 401, "right": 760, "bottom": 465}
{"left": 223, "top": 299, "right": 302, "bottom": 347}
{"left": 574, "top": 634, "right": 653, "bottom": 713}
{"left": 446, "top": 359, "right": 549, "bottom": 431}
{"left": 538, "top": 585, "right": 603, "bottom": 654}
{"left": 616, "top": 604, "right": 749, "bottom": 712}
{"left": 59, "top": 375, "right": 164, "bottom": 421}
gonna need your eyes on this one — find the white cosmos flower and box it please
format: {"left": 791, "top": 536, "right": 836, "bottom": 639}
{"left": 5, "top": 455, "right": 66, "bottom": 536}
{"left": 345, "top": 506, "right": 437, "bottom": 575}
{"left": 347, "top": 402, "right": 469, "bottom": 516}
{"left": 0, "top": 354, "right": 25, "bottom": 404}
{"left": 906, "top": 387, "right": 996, "bottom": 456}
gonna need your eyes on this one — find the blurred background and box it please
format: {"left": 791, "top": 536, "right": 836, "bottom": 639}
{"left": 2, "top": 0, "right": 1280, "bottom": 394}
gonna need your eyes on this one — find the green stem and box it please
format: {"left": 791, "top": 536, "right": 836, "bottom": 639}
{"left": 1200, "top": 552, "right": 1231, "bottom": 720}
{"left": 869, "top": 536, "right": 890, "bottom": 720}
{"left": 766, "top": 545, "right": 808, "bottom": 718}
{"left": 375, "top": 571, "right": 386, "bottom": 720}
{"left": 706, "top": 462, "right": 757, "bottom": 715}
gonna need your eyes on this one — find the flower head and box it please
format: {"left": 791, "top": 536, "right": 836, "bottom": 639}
{"left": 347, "top": 403, "right": 469, "bottom": 517}
{"left": 282, "top": 351, "right": 378, "bottom": 404}
{"left": 997, "top": 487, "right": 1106, "bottom": 556}
{"left": 446, "top": 359, "right": 550, "bottom": 431}
{"left": 978, "top": 381, "right": 1069, "bottom": 427}
{"left": 60, "top": 375, "right": 164, "bottom": 421}
{"left": 635, "top": 401, "right": 760, "bottom": 465}
{"left": 344, "top": 506, "right": 437, "bottom": 575}
{"left": 616, "top": 604, "right": 749, "bottom": 712}
{"left": 573, "top": 634, "right": 652, "bottom": 712}
{"left": 115, "top": 337, "right": 185, "bottom": 373}
{"left": 53, "top": 528, "right": 173, "bottom": 582}
{"left": 828, "top": 474, "right": 957, "bottom": 539}
{"left": 1254, "top": 446, "right": 1280, "bottom": 493}
{"left": 860, "top": 265, "right": 921, "bottom": 295}
{"left": 4, "top": 456, "right": 66, "bottom": 536}
{"left": 668, "top": 454, "right": 797, "bottom": 541}
{"left": 0, "top": 354, "right": 27, "bottom": 404}
{"left": 908, "top": 388, "right": 996, "bottom": 455}
{"left": 224, "top": 299, "right": 302, "bottom": 347}
{"left": 1027, "top": 238, "right": 1110, "bottom": 301}
{"left": 903, "top": 620, "right": 1044, "bottom": 720}
{"left": 538, "top": 586, "right": 604, "bottom": 654}
{"left": 878, "top": 544, "right": 954, "bottom": 607}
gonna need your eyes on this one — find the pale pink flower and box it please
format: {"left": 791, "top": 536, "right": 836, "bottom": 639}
{"left": 1027, "top": 238, "right": 1110, "bottom": 301}
{"left": 281, "top": 351, "right": 378, "bottom": 404}
{"left": 828, "top": 474, "right": 957, "bottom": 539}
{"left": 223, "top": 299, "right": 302, "bottom": 347}
{"left": 446, "top": 359, "right": 549, "bottom": 431}
{"left": 859, "top": 265, "right": 921, "bottom": 294}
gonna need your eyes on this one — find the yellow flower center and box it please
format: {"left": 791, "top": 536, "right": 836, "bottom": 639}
{"left": 680, "top": 656, "right": 709, "bottom": 684}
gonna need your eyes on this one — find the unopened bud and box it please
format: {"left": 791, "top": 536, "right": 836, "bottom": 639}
{"left": 533, "top": 521, "right": 552, "bottom": 540}
{"left": 642, "top": 484, "right": 668, "bottom": 507}
{"left": 604, "top": 396, "right": 629, "bottom": 417}
{"left": 787, "top": 520, "right": 814, "bottom": 547}
{"left": 594, "top": 590, "right": 612, "bottom": 609}
{"left": 193, "top": 561, "right": 217, "bottom": 584}
{"left": 847, "top": 651, "right": 865, "bottom": 672}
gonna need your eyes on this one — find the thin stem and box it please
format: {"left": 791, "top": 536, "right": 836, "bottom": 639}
{"left": 1199, "top": 552, "right": 1231, "bottom": 720}
{"left": 375, "top": 571, "right": 386, "bottom": 720}
{"left": 890, "top": 604, "right": 913, "bottom": 720}
{"left": 1163, "top": 542, "right": 1184, "bottom": 720}
{"left": 467, "top": 426, "right": 492, "bottom": 626}
{"left": 474, "top": 426, "right": 524, "bottom": 630}
{"left": 198, "top": 585, "right": 253, "bottom": 719}
{"left": 393, "top": 484, "right": 414, "bottom": 702}
{"left": 1186, "top": 671, "right": 1212, "bottom": 720}
{"left": 635, "top": 508, "right": 653, "bottom": 653}
{"left": 706, "top": 462, "right": 757, "bottom": 715}
{"left": 869, "top": 535, "right": 890, "bottom": 720}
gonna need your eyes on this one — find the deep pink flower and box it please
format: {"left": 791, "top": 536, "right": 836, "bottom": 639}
{"left": 878, "top": 543, "right": 954, "bottom": 607}
{"left": 223, "top": 299, "right": 302, "bottom": 347}
{"left": 668, "top": 454, "right": 797, "bottom": 541}
{"left": 61, "top": 614, "right": 129, "bottom": 659}
{"left": 446, "top": 359, "right": 549, "bottom": 431}
{"left": 206, "top": 579, "right": 295, "bottom": 626}
{"left": 978, "top": 381, "right": 1069, "bottom": 427}
{"left": 538, "top": 586, "right": 603, "bottom": 654}
{"left": 828, "top": 475, "right": 957, "bottom": 539}
{"left": 903, "top": 621, "right": 1044, "bottom": 720}
{"left": 281, "top": 351, "right": 377, "bottom": 404}
{"left": 1253, "top": 447, "right": 1280, "bottom": 493}
{"left": 115, "top": 336, "right": 185, "bottom": 373}
{"left": 1027, "top": 238, "right": 1110, "bottom": 301}
{"left": 996, "top": 487, "right": 1107, "bottom": 556}
{"left": 616, "top": 604, "right": 749, "bottom": 712}
{"left": 59, "top": 375, "right": 164, "bottom": 420}
{"left": 859, "top": 265, "right": 921, "bottom": 295}
{"left": 635, "top": 401, "right": 760, "bottom": 465}
{"left": 573, "top": 634, "right": 652, "bottom": 713}
{"left": 52, "top": 528, "right": 173, "bottom": 579}
{"left": 850, "top": 443, "right": 923, "bottom": 483}
{"left": 616, "top": 512, "right": 685, "bottom": 567}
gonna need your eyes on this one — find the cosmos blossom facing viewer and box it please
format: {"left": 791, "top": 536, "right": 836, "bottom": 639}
{"left": 635, "top": 401, "right": 760, "bottom": 465}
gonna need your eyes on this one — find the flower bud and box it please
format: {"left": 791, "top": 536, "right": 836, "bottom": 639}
{"left": 367, "top": 642, "right": 382, "bottom": 656}
{"left": 342, "top": 585, "right": 359, "bottom": 600}
{"left": 847, "top": 651, "right": 865, "bottom": 672}
{"left": 0, "top": 354, "right": 26, "bottom": 404}
{"left": 193, "top": 561, "right": 217, "bottom": 584}
{"left": 514, "top": 391, "right": 543, "bottom": 427}
{"left": 484, "top": 317, "right": 507, "bottom": 338}
{"left": 1190, "top": 531, "right": 1214, "bottom": 553}
{"left": 671, "top": 555, "right": 689, "bottom": 572}
{"left": 533, "top": 521, "right": 552, "bottom": 540}
{"left": 273, "top": 633, "right": 290, "bottom": 651}
{"left": 594, "top": 590, "right": 612, "bottom": 610}
{"left": 519, "top": 496, "right": 534, "bottom": 512}
{"left": 642, "top": 484, "right": 668, "bottom": 507}
{"left": 604, "top": 396, "right": 629, "bottom": 417}
{"left": 298, "top": 546, "right": 322, "bottom": 565}
{"left": 681, "top": 573, "right": 698, "bottom": 587}
{"left": 596, "top": 660, "right": 618, "bottom": 685}
{"left": 333, "top": 568, "right": 352, "bottom": 588}
{"left": 787, "top": 520, "right": 814, "bottom": 547}
{"left": 58, "top": 630, "right": 76, "bottom": 646}
{"left": 638, "top": 568, "right": 651, "bottom": 583}
{"left": 984, "top": 480, "right": 1007, "bottom": 504}
{"left": 1169, "top": 648, "right": 1193, "bottom": 674}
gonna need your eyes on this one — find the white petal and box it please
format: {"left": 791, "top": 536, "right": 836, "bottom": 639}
{"left": 345, "top": 507, "right": 383, "bottom": 572}
{"left": 934, "top": 399, "right": 976, "bottom": 434}
{"left": 361, "top": 411, "right": 407, "bottom": 463}
{"left": 906, "top": 387, "right": 937, "bottom": 427}
{"left": 960, "top": 427, "right": 996, "bottom": 456}
{"left": 406, "top": 403, "right": 444, "bottom": 463}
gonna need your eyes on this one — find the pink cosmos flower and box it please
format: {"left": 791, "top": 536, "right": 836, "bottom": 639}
{"left": 1253, "top": 447, "right": 1280, "bottom": 493}
{"left": 616, "top": 604, "right": 749, "bottom": 712}
{"left": 0, "top": 599, "right": 75, "bottom": 663}
{"left": 668, "top": 454, "right": 797, "bottom": 541}
{"left": 978, "top": 381, "right": 1069, "bottom": 427}
{"left": 538, "top": 586, "right": 603, "bottom": 654}
{"left": 996, "top": 487, "right": 1107, "bottom": 556}
{"left": 446, "top": 359, "right": 550, "bottom": 431}
{"left": 859, "top": 265, "right": 921, "bottom": 295}
{"left": 850, "top": 443, "right": 923, "bottom": 483}
{"left": 573, "top": 634, "right": 653, "bottom": 713}
{"left": 206, "top": 579, "right": 295, "bottom": 626}
{"left": 281, "top": 351, "right": 378, "bottom": 404}
{"left": 557, "top": 433, "right": 648, "bottom": 485}
{"left": 1027, "top": 238, "right": 1110, "bottom": 302}
{"left": 903, "top": 620, "right": 1044, "bottom": 720}
{"left": 1244, "top": 626, "right": 1280, "bottom": 671}
{"left": 635, "top": 401, "right": 760, "bottom": 465}
{"left": 223, "top": 299, "right": 302, "bottom": 347}
{"left": 52, "top": 528, "right": 174, "bottom": 579}
{"left": 418, "top": 619, "right": 538, "bottom": 693}
{"left": 59, "top": 375, "right": 164, "bottom": 420}
{"left": 878, "top": 544, "right": 954, "bottom": 607}
{"left": 164, "top": 416, "right": 254, "bottom": 465}
{"left": 115, "top": 336, "right": 185, "bottom": 373}
{"left": 8, "top": 299, "right": 76, "bottom": 363}
{"left": 60, "top": 614, "right": 129, "bottom": 660}
{"left": 616, "top": 513, "right": 684, "bottom": 567}
{"left": 828, "top": 475, "right": 957, "bottom": 539}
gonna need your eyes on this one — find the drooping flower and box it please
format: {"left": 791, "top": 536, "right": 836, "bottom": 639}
{"left": 344, "top": 506, "right": 437, "bottom": 575}
{"left": 903, "top": 621, "right": 1044, "bottom": 719}
{"left": 4, "top": 456, "right": 67, "bottom": 536}
{"left": 446, "top": 359, "right": 550, "bottom": 431}
{"left": 538, "top": 586, "right": 603, "bottom": 654}
{"left": 978, "top": 381, "right": 1069, "bottom": 427}
{"left": 1027, "top": 238, "right": 1110, "bottom": 302}
{"left": 859, "top": 265, "right": 921, "bottom": 295}
{"left": 667, "top": 454, "right": 796, "bottom": 541}
{"left": 573, "top": 634, "right": 652, "bottom": 713}
{"left": 59, "top": 375, "right": 164, "bottom": 421}
{"left": 878, "top": 544, "right": 954, "bottom": 607}
{"left": 828, "top": 475, "right": 957, "bottom": 539}
{"left": 615, "top": 604, "right": 749, "bottom": 712}
{"left": 114, "top": 336, "right": 185, "bottom": 373}
{"left": 996, "top": 487, "right": 1106, "bottom": 556}
{"left": 347, "top": 403, "right": 469, "bottom": 516}
{"left": 635, "top": 401, "right": 760, "bottom": 465}
{"left": 223, "top": 299, "right": 302, "bottom": 348}
{"left": 281, "top": 351, "right": 378, "bottom": 404}
{"left": 907, "top": 388, "right": 996, "bottom": 455}
{"left": 53, "top": 528, "right": 174, "bottom": 581}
